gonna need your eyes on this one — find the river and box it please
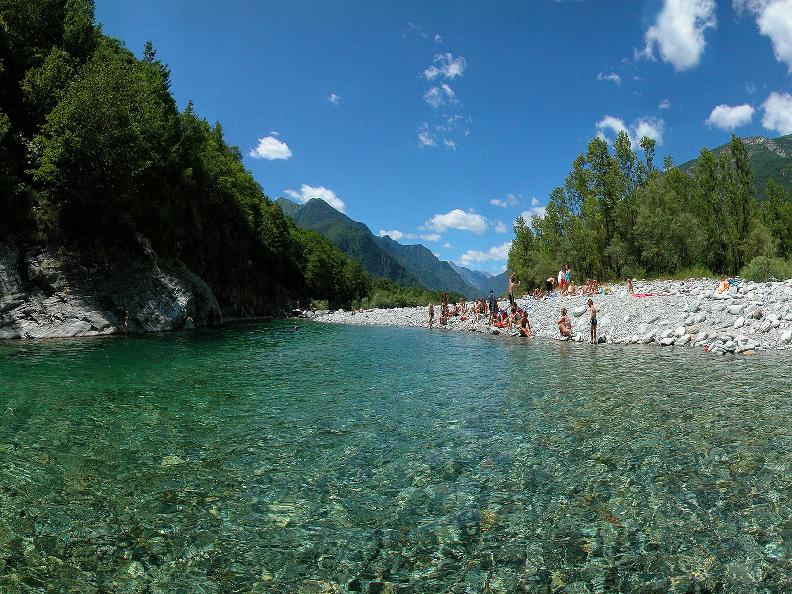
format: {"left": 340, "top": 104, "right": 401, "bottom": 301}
{"left": 0, "top": 321, "right": 789, "bottom": 592}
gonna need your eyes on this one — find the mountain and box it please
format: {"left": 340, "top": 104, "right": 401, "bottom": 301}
{"left": 679, "top": 134, "right": 792, "bottom": 200}
{"left": 276, "top": 197, "right": 419, "bottom": 287}
{"left": 376, "top": 235, "right": 474, "bottom": 297}
{"left": 277, "top": 198, "right": 496, "bottom": 298}
{"left": 450, "top": 263, "right": 509, "bottom": 295}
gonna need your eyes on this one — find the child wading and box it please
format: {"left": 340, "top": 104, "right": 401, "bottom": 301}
{"left": 588, "top": 298, "right": 597, "bottom": 344}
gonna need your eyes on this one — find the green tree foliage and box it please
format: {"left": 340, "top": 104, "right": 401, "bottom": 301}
{"left": 508, "top": 133, "right": 789, "bottom": 285}
{"left": 0, "top": 1, "right": 378, "bottom": 312}
{"left": 762, "top": 179, "right": 792, "bottom": 258}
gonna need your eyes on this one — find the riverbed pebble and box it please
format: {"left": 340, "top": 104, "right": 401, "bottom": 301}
{"left": 317, "top": 278, "right": 792, "bottom": 356}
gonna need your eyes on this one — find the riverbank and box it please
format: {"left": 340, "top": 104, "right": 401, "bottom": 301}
{"left": 317, "top": 278, "right": 792, "bottom": 354}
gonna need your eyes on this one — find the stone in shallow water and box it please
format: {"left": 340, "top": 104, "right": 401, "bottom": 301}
{"left": 160, "top": 455, "right": 185, "bottom": 466}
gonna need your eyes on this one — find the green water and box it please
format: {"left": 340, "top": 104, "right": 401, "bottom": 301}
{"left": 0, "top": 321, "right": 790, "bottom": 593}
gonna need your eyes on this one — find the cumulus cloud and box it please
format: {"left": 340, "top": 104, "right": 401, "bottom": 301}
{"left": 641, "top": 0, "right": 717, "bottom": 71}
{"left": 423, "top": 209, "right": 488, "bottom": 234}
{"left": 328, "top": 93, "right": 340, "bottom": 105}
{"left": 520, "top": 197, "right": 547, "bottom": 223}
{"left": 284, "top": 184, "right": 346, "bottom": 213}
{"left": 378, "top": 230, "right": 441, "bottom": 243}
{"left": 417, "top": 122, "right": 436, "bottom": 148}
{"left": 705, "top": 103, "right": 755, "bottom": 130}
{"left": 596, "top": 115, "right": 664, "bottom": 147}
{"left": 443, "top": 242, "right": 453, "bottom": 249}
{"left": 378, "top": 229, "right": 404, "bottom": 240}
{"left": 597, "top": 72, "right": 622, "bottom": 85}
{"left": 423, "top": 53, "right": 467, "bottom": 80}
{"left": 424, "top": 83, "right": 456, "bottom": 108}
{"left": 734, "top": 0, "right": 792, "bottom": 72}
{"left": 494, "top": 220, "right": 508, "bottom": 233}
{"left": 248, "top": 135, "right": 292, "bottom": 160}
{"left": 489, "top": 193, "right": 519, "bottom": 208}
{"left": 762, "top": 91, "right": 792, "bottom": 134}
{"left": 659, "top": 98, "right": 672, "bottom": 109}
{"left": 458, "top": 241, "right": 512, "bottom": 266}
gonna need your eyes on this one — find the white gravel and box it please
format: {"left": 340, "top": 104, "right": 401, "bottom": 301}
{"left": 315, "top": 278, "right": 792, "bottom": 355}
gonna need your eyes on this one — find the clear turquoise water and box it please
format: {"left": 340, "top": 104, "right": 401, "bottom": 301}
{"left": 0, "top": 321, "right": 791, "bottom": 593}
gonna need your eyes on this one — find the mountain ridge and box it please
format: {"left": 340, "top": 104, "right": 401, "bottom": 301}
{"left": 678, "top": 133, "right": 792, "bottom": 200}
{"left": 277, "top": 198, "right": 502, "bottom": 298}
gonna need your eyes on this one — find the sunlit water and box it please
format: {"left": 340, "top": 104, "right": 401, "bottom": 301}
{"left": 0, "top": 321, "right": 790, "bottom": 593}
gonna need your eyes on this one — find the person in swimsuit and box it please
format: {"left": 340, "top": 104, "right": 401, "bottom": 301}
{"left": 428, "top": 302, "right": 434, "bottom": 329}
{"left": 508, "top": 274, "right": 521, "bottom": 307}
{"left": 519, "top": 310, "right": 532, "bottom": 337}
{"left": 558, "top": 307, "right": 572, "bottom": 337}
{"left": 627, "top": 278, "right": 635, "bottom": 295}
{"left": 588, "top": 298, "right": 597, "bottom": 344}
{"left": 558, "top": 267, "right": 565, "bottom": 294}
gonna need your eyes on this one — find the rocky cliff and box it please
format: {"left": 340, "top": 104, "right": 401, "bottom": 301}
{"left": 0, "top": 242, "right": 222, "bottom": 339}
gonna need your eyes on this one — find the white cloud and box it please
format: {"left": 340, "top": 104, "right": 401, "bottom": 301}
{"left": 443, "top": 138, "right": 457, "bottom": 150}
{"left": 328, "top": 93, "right": 340, "bottom": 105}
{"left": 434, "top": 34, "right": 443, "bottom": 43}
{"left": 284, "top": 184, "right": 346, "bottom": 213}
{"left": 705, "top": 103, "right": 755, "bottom": 130}
{"left": 423, "top": 53, "right": 467, "bottom": 80}
{"left": 378, "top": 230, "right": 441, "bottom": 243}
{"left": 746, "top": 81, "right": 757, "bottom": 95}
{"left": 248, "top": 135, "right": 292, "bottom": 160}
{"left": 597, "top": 72, "right": 622, "bottom": 85}
{"left": 424, "top": 209, "right": 488, "bottom": 234}
{"left": 530, "top": 196, "right": 540, "bottom": 206}
{"left": 458, "top": 241, "right": 512, "bottom": 266}
{"left": 378, "top": 229, "right": 404, "bottom": 240}
{"left": 735, "top": 0, "right": 792, "bottom": 71}
{"left": 424, "top": 83, "right": 456, "bottom": 108}
{"left": 417, "top": 122, "right": 436, "bottom": 147}
{"left": 659, "top": 98, "right": 672, "bottom": 109}
{"left": 495, "top": 220, "right": 508, "bottom": 233}
{"left": 489, "top": 193, "right": 519, "bottom": 208}
{"left": 762, "top": 91, "right": 792, "bottom": 134}
{"left": 596, "top": 115, "right": 664, "bottom": 147}
{"left": 443, "top": 242, "right": 453, "bottom": 249}
{"left": 633, "top": 117, "right": 665, "bottom": 144}
{"left": 641, "top": 0, "right": 716, "bottom": 71}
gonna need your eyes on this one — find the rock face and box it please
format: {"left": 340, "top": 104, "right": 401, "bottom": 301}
{"left": 0, "top": 243, "right": 221, "bottom": 339}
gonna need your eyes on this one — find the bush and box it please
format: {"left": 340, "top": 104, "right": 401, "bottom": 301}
{"left": 671, "top": 265, "right": 715, "bottom": 280}
{"left": 740, "top": 256, "right": 792, "bottom": 282}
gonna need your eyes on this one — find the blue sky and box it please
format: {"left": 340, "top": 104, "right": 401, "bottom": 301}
{"left": 96, "top": 0, "right": 792, "bottom": 273}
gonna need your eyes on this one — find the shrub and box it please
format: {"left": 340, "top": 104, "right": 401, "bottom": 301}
{"left": 740, "top": 256, "right": 792, "bottom": 282}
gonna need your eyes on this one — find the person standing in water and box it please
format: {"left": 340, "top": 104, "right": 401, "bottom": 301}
{"left": 508, "top": 274, "right": 521, "bottom": 307}
{"left": 487, "top": 290, "right": 498, "bottom": 325}
{"left": 588, "top": 298, "right": 597, "bottom": 344}
{"left": 428, "top": 302, "right": 434, "bottom": 329}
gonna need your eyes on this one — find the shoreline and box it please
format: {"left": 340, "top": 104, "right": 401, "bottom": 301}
{"left": 316, "top": 278, "right": 792, "bottom": 355}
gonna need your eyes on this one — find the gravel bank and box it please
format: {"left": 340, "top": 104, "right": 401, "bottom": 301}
{"left": 316, "top": 278, "right": 792, "bottom": 355}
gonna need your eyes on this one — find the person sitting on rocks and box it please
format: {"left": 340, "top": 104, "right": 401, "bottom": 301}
{"left": 558, "top": 307, "right": 572, "bottom": 337}
{"left": 532, "top": 287, "right": 544, "bottom": 299}
{"left": 567, "top": 281, "right": 577, "bottom": 295}
{"left": 716, "top": 277, "right": 730, "bottom": 294}
{"left": 519, "top": 310, "right": 532, "bottom": 337}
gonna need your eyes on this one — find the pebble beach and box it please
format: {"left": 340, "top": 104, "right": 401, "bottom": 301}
{"left": 316, "top": 278, "right": 792, "bottom": 355}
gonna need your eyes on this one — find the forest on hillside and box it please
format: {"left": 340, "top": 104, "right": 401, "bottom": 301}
{"left": 0, "top": 0, "right": 401, "bottom": 311}
{"left": 508, "top": 133, "right": 792, "bottom": 286}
